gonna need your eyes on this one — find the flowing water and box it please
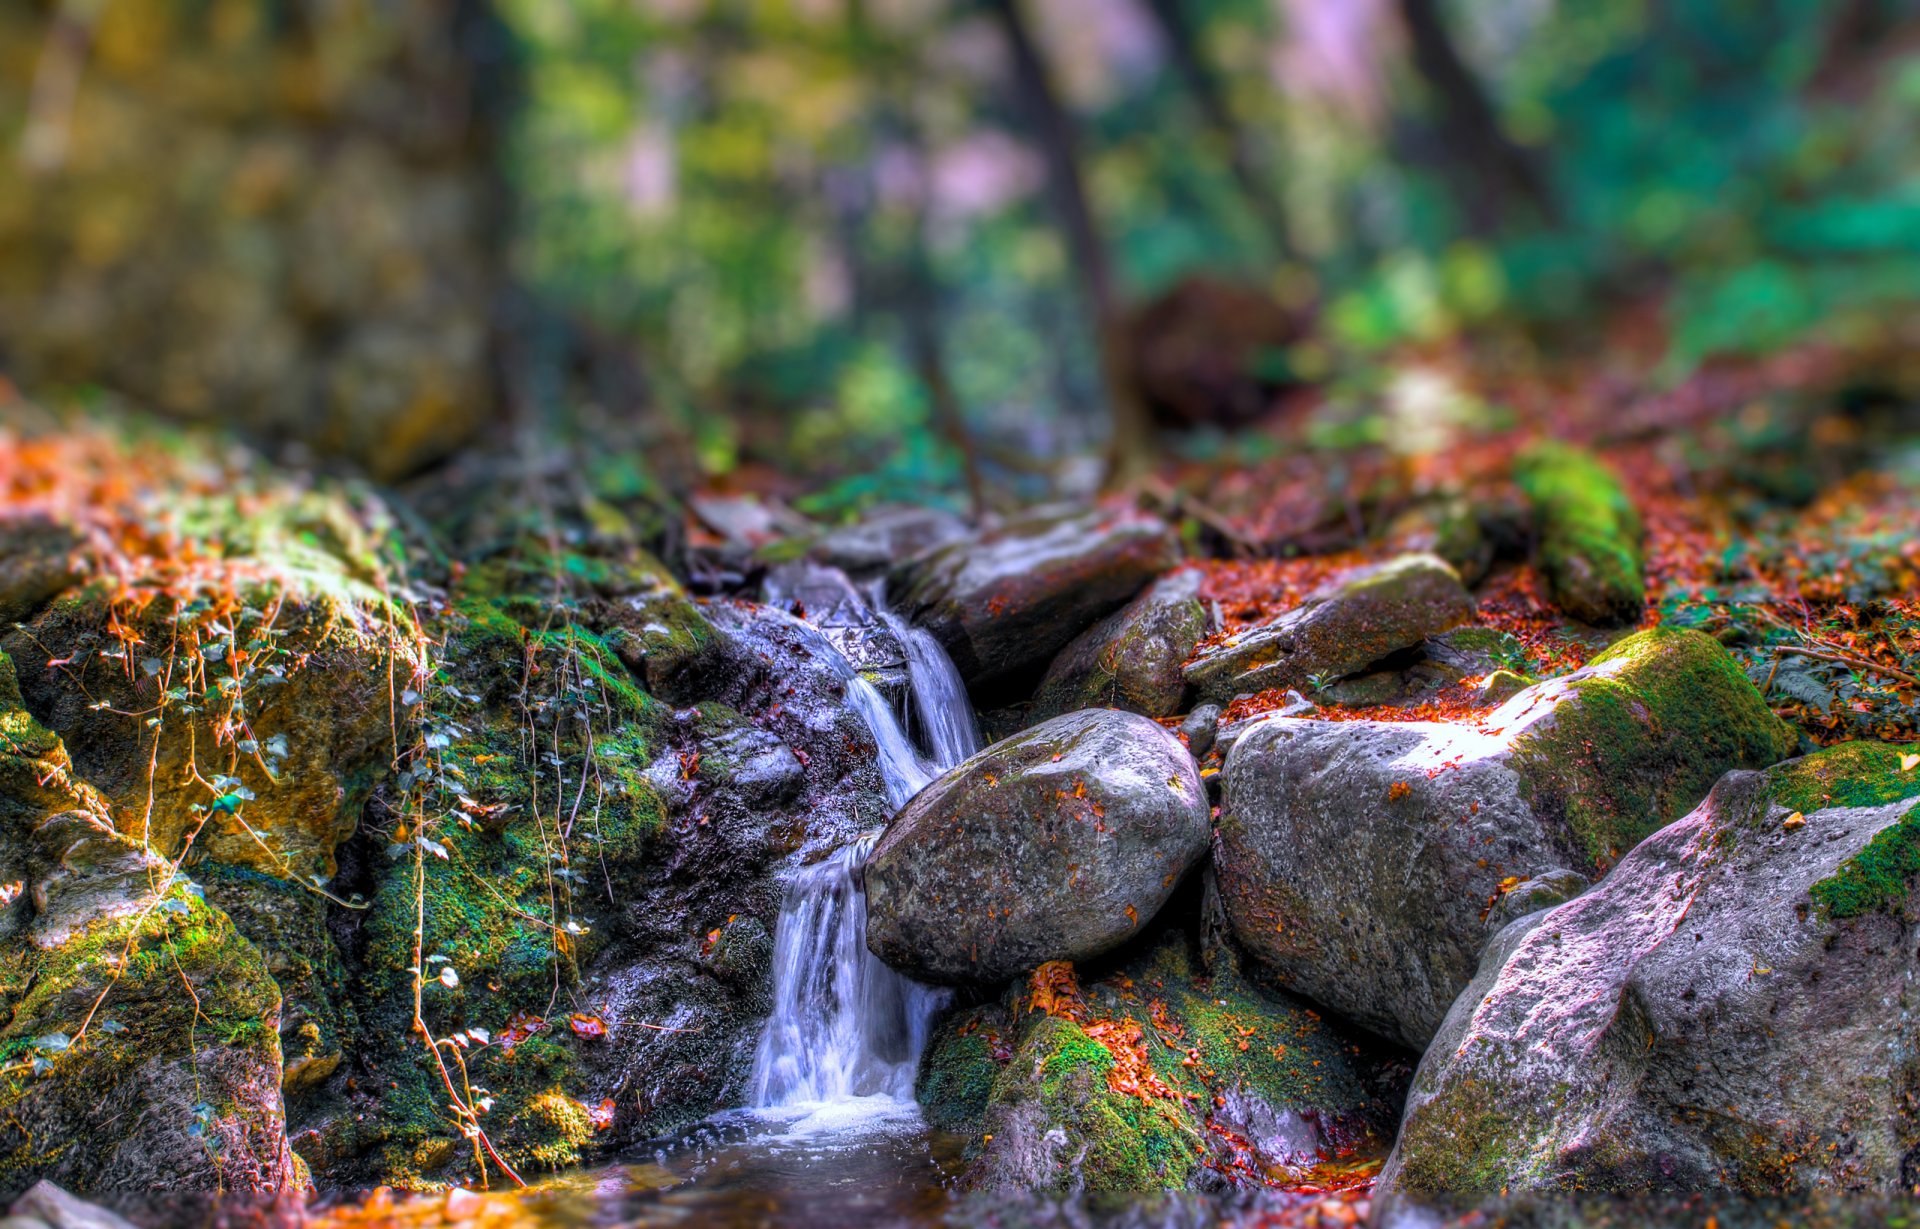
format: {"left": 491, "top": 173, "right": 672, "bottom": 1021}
{"left": 578, "top": 596, "right": 983, "bottom": 1226}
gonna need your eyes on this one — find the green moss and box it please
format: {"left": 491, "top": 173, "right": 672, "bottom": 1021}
{"left": 918, "top": 1006, "right": 1007, "bottom": 1137}
{"left": 1513, "top": 627, "right": 1796, "bottom": 869}
{"left": 1390, "top": 1077, "right": 1553, "bottom": 1195}
{"left": 1514, "top": 442, "right": 1645, "bottom": 626}
{"left": 0, "top": 885, "right": 287, "bottom": 1195}
{"left": 1769, "top": 742, "right": 1920, "bottom": 814}
{"left": 1809, "top": 801, "right": 1920, "bottom": 920}
{"left": 1011, "top": 1014, "right": 1202, "bottom": 1192}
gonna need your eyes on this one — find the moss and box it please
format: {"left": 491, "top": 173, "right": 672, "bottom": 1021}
{"left": 1809, "top": 801, "right": 1920, "bottom": 920}
{"left": 1011, "top": 1014, "right": 1203, "bottom": 1192}
{"left": 1768, "top": 742, "right": 1920, "bottom": 814}
{"left": 1512, "top": 627, "right": 1796, "bottom": 869}
{"left": 1390, "top": 1077, "right": 1554, "bottom": 1195}
{"left": 1514, "top": 442, "right": 1645, "bottom": 626}
{"left": 918, "top": 1006, "right": 1007, "bottom": 1138}
{"left": 0, "top": 886, "right": 288, "bottom": 1195}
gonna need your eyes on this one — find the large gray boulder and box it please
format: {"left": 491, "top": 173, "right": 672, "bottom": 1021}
{"left": 1029, "top": 569, "right": 1209, "bottom": 720}
{"left": 888, "top": 507, "right": 1180, "bottom": 700}
{"left": 1183, "top": 553, "right": 1473, "bottom": 705}
{"left": 865, "top": 709, "right": 1209, "bottom": 984}
{"left": 1377, "top": 743, "right": 1920, "bottom": 1214}
{"left": 1215, "top": 627, "right": 1798, "bottom": 1049}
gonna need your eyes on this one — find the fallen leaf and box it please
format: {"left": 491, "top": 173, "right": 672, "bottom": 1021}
{"left": 1783, "top": 811, "right": 1806, "bottom": 830}
{"left": 588, "top": 1098, "right": 615, "bottom": 1131}
{"left": 1901, "top": 753, "right": 1919, "bottom": 772}
{"left": 569, "top": 1012, "right": 607, "bottom": 1039}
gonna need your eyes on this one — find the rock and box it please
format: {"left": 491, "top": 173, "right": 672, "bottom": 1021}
{"left": 1477, "top": 668, "right": 1532, "bottom": 704}
{"left": 0, "top": 518, "right": 83, "bottom": 628}
{"left": 808, "top": 505, "right": 970, "bottom": 577}
{"left": 1482, "top": 867, "right": 1589, "bottom": 931}
{"left": 1183, "top": 554, "right": 1474, "bottom": 705}
{"left": 865, "top": 709, "right": 1209, "bottom": 985}
{"left": 1514, "top": 442, "right": 1646, "bottom": 626}
{"left": 1376, "top": 745, "right": 1920, "bottom": 1213}
{"left": 757, "top": 561, "right": 907, "bottom": 686}
{"left": 889, "top": 507, "right": 1180, "bottom": 701}
{"left": 1179, "top": 703, "right": 1221, "bottom": 761}
{"left": 0, "top": 885, "right": 299, "bottom": 1201}
{"left": 917, "top": 925, "right": 1406, "bottom": 1196}
{"left": 1215, "top": 627, "right": 1797, "bottom": 1049}
{"left": 26, "top": 814, "right": 169, "bottom": 950}
{"left": 1384, "top": 497, "right": 1494, "bottom": 586}
{"left": 8, "top": 1182, "right": 138, "bottom": 1229}
{"left": 590, "top": 555, "right": 723, "bottom": 706}
{"left": 1127, "top": 275, "right": 1309, "bottom": 431}
{"left": 1030, "top": 570, "right": 1208, "bottom": 720}
{"left": 1422, "top": 626, "right": 1532, "bottom": 678}
{"left": 689, "top": 704, "right": 805, "bottom": 808}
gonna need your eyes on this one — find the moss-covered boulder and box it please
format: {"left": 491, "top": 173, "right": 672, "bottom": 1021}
{"left": 866, "top": 709, "right": 1209, "bottom": 985}
{"left": 917, "top": 928, "right": 1406, "bottom": 1196}
{"left": 0, "top": 877, "right": 297, "bottom": 1201}
{"left": 1215, "top": 627, "right": 1797, "bottom": 1049}
{"left": 889, "top": 507, "right": 1180, "bottom": 701}
{"left": 1376, "top": 749, "right": 1920, "bottom": 1216}
{"left": 1514, "top": 443, "right": 1645, "bottom": 626}
{"left": 1183, "top": 554, "right": 1474, "bottom": 705}
{"left": 1030, "top": 570, "right": 1208, "bottom": 721}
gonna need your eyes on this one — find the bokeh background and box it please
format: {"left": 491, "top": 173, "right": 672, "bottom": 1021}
{"left": 2, "top": 0, "right": 1917, "bottom": 505}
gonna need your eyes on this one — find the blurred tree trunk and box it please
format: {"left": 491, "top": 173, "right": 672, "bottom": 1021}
{"left": 1394, "top": 0, "right": 1555, "bottom": 232}
{"left": 983, "top": 0, "right": 1152, "bottom": 490}
{"left": 1141, "top": 0, "right": 1297, "bottom": 263}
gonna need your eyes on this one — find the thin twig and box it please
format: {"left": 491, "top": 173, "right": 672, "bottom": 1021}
{"left": 1769, "top": 645, "right": 1920, "bottom": 689}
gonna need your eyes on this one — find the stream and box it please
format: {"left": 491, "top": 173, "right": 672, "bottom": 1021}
{"left": 571, "top": 597, "right": 982, "bottom": 1227}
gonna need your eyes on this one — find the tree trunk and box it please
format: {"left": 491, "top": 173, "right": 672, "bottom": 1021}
{"left": 1394, "top": 0, "right": 1554, "bottom": 232}
{"left": 1142, "top": 0, "right": 1296, "bottom": 263}
{"left": 983, "top": 0, "right": 1152, "bottom": 489}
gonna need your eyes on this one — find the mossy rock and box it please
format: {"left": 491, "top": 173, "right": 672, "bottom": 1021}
{"left": 1514, "top": 443, "right": 1645, "bottom": 627}
{"left": 1507, "top": 626, "right": 1799, "bottom": 868}
{"left": 0, "top": 885, "right": 297, "bottom": 1200}
{"left": 919, "top": 925, "right": 1405, "bottom": 1196}
{"left": 1377, "top": 764, "right": 1920, "bottom": 1213}
{"left": 1217, "top": 626, "right": 1797, "bottom": 1049}
{"left": 1030, "top": 570, "right": 1208, "bottom": 720}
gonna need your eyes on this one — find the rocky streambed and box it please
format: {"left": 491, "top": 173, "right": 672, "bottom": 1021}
{"left": 2, "top": 421, "right": 1919, "bottom": 1229}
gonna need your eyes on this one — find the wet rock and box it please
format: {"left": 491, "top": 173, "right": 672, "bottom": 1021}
{"left": 1183, "top": 554, "right": 1474, "bottom": 706}
{"left": 757, "top": 561, "right": 906, "bottom": 686}
{"left": 1377, "top": 746, "right": 1920, "bottom": 1212}
{"left": 807, "top": 505, "right": 970, "bottom": 577}
{"left": 1030, "top": 570, "right": 1208, "bottom": 720}
{"left": 1179, "top": 703, "right": 1221, "bottom": 760}
{"left": 689, "top": 705, "right": 805, "bottom": 808}
{"left": 9, "top": 1182, "right": 139, "bottom": 1229}
{"left": 1514, "top": 442, "right": 1646, "bottom": 626}
{"left": 917, "top": 924, "right": 1407, "bottom": 1196}
{"left": 889, "top": 507, "right": 1180, "bottom": 701}
{"left": 1215, "top": 627, "right": 1797, "bottom": 1049}
{"left": 866, "top": 709, "right": 1209, "bottom": 985}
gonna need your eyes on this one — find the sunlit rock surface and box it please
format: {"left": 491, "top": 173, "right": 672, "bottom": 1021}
{"left": 1377, "top": 747, "right": 1920, "bottom": 1213}
{"left": 1214, "top": 627, "right": 1798, "bottom": 1049}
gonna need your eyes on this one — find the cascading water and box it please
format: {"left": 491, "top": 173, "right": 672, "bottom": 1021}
{"left": 882, "top": 610, "right": 982, "bottom": 770}
{"left": 749, "top": 605, "right": 980, "bottom": 1116}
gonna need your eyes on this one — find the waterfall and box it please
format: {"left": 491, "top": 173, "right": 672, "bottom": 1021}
{"left": 882, "top": 611, "right": 982, "bottom": 769}
{"left": 749, "top": 603, "right": 978, "bottom": 1115}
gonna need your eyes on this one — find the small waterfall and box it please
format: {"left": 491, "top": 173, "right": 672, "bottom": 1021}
{"left": 749, "top": 833, "right": 947, "bottom": 1107}
{"left": 882, "top": 611, "right": 982, "bottom": 768}
{"left": 749, "top": 600, "right": 977, "bottom": 1115}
